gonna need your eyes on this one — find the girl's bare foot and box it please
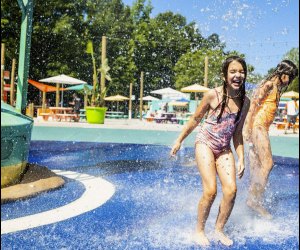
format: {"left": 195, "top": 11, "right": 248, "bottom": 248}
{"left": 193, "top": 231, "right": 210, "bottom": 246}
{"left": 247, "top": 199, "right": 273, "bottom": 219}
{"left": 215, "top": 230, "right": 233, "bottom": 246}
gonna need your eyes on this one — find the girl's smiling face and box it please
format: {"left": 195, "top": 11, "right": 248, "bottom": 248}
{"left": 226, "top": 60, "right": 246, "bottom": 90}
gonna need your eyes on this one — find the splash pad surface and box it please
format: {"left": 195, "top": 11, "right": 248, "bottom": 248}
{"left": 1, "top": 141, "right": 299, "bottom": 249}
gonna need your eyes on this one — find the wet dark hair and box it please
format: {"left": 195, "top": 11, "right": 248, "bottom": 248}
{"left": 265, "top": 60, "right": 298, "bottom": 84}
{"left": 217, "top": 55, "right": 247, "bottom": 123}
{"left": 261, "top": 59, "right": 298, "bottom": 106}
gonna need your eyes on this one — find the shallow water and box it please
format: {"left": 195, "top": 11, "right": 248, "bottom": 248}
{"left": 1, "top": 141, "right": 299, "bottom": 249}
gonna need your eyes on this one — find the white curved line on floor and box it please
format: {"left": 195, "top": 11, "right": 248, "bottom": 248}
{"left": 1, "top": 170, "right": 116, "bottom": 234}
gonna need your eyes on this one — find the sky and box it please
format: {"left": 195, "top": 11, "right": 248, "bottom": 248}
{"left": 122, "top": 0, "right": 299, "bottom": 75}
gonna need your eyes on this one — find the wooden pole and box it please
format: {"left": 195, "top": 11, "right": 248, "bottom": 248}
{"left": 204, "top": 56, "right": 208, "bottom": 88}
{"left": 56, "top": 83, "right": 59, "bottom": 106}
{"left": 28, "top": 102, "right": 34, "bottom": 117}
{"left": 1, "top": 43, "right": 5, "bottom": 101}
{"left": 84, "top": 94, "right": 88, "bottom": 108}
{"left": 129, "top": 82, "right": 132, "bottom": 119}
{"left": 139, "top": 71, "right": 144, "bottom": 121}
{"left": 10, "top": 58, "right": 17, "bottom": 105}
{"left": 100, "top": 36, "right": 107, "bottom": 104}
{"left": 61, "top": 84, "right": 64, "bottom": 107}
{"left": 42, "top": 91, "right": 46, "bottom": 111}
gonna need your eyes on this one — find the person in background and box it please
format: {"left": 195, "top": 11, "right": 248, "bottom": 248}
{"left": 163, "top": 102, "right": 168, "bottom": 113}
{"left": 243, "top": 60, "right": 298, "bottom": 219}
{"left": 280, "top": 109, "right": 287, "bottom": 122}
{"left": 156, "top": 108, "right": 163, "bottom": 118}
{"left": 145, "top": 109, "right": 155, "bottom": 118}
{"left": 45, "top": 98, "right": 51, "bottom": 107}
{"left": 170, "top": 56, "right": 249, "bottom": 246}
{"left": 142, "top": 109, "right": 146, "bottom": 119}
{"left": 284, "top": 97, "right": 299, "bottom": 134}
{"left": 69, "top": 93, "right": 81, "bottom": 122}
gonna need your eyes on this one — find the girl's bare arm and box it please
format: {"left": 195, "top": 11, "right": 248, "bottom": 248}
{"left": 233, "top": 97, "right": 250, "bottom": 178}
{"left": 170, "top": 90, "right": 213, "bottom": 156}
{"left": 243, "top": 81, "right": 273, "bottom": 138}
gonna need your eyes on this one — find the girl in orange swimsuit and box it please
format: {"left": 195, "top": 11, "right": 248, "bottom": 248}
{"left": 170, "top": 56, "right": 250, "bottom": 247}
{"left": 243, "top": 60, "right": 298, "bottom": 219}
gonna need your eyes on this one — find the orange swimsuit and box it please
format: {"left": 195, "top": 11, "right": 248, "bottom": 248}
{"left": 252, "top": 87, "right": 278, "bottom": 130}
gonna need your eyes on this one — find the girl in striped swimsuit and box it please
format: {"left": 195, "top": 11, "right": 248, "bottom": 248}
{"left": 243, "top": 60, "right": 298, "bottom": 219}
{"left": 170, "top": 56, "right": 250, "bottom": 246}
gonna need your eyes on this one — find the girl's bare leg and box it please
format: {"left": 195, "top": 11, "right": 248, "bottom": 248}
{"left": 292, "top": 123, "right": 296, "bottom": 133}
{"left": 194, "top": 144, "right": 217, "bottom": 246}
{"left": 247, "top": 146, "right": 272, "bottom": 218}
{"left": 214, "top": 151, "right": 237, "bottom": 246}
{"left": 247, "top": 145, "right": 262, "bottom": 203}
{"left": 247, "top": 127, "right": 273, "bottom": 219}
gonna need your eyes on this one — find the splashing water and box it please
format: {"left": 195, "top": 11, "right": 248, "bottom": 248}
{"left": 1, "top": 141, "right": 298, "bottom": 249}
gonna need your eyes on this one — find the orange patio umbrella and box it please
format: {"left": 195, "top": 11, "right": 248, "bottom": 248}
{"left": 28, "top": 79, "right": 65, "bottom": 108}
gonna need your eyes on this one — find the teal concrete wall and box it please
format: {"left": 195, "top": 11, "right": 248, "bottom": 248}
{"left": 31, "top": 126, "right": 299, "bottom": 158}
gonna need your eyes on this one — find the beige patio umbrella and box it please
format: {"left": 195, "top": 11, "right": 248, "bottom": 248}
{"left": 168, "top": 101, "right": 189, "bottom": 107}
{"left": 138, "top": 95, "right": 159, "bottom": 101}
{"left": 181, "top": 83, "right": 210, "bottom": 100}
{"left": 138, "top": 95, "right": 159, "bottom": 113}
{"left": 40, "top": 74, "right": 87, "bottom": 107}
{"left": 181, "top": 83, "right": 210, "bottom": 93}
{"left": 105, "top": 94, "right": 129, "bottom": 112}
{"left": 281, "top": 91, "right": 299, "bottom": 99}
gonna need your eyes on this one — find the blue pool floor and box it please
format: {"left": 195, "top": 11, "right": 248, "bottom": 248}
{"left": 1, "top": 141, "right": 299, "bottom": 249}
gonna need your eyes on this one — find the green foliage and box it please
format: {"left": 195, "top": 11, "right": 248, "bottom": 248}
{"left": 86, "top": 40, "right": 111, "bottom": 107}
{"left": 84, "top": 0, "right": 135, "bottom": 99}
{"left": 287, "top": 79, "right": 298, "bottom": 92}
{"left": 99, "top": 59, "right": 112, "bottom": 82}
{"left": 86, "top": 40, "right": 93, "bottom": 54}
{"left": 174, "top": 50, "right": 243, "bottom": 89}
{"left": 130, "top": 11, "right": 209, "bottom": 97}
{"left": 1, "top": 0, "right": 21, "bottom": 60}
{"left": 131, "top": 0, "right": 152, "bottom": 23}
{"left": 174, "top": 48, "right": 264, "bottom": 89}
{"left": 283, "top": 47, "right": 299, "bottom": 68}
{"left": 247, "top": 73, "right": 264, "bottom": 85}
{"left": 283, "top": 47, "right": 299, "bottom": 92}
{"left": 2, "top": 0, "right": 297, "bottom": 105}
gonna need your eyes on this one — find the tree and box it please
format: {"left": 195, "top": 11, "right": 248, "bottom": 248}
{"left": 174, "top": 49, "right": 248, "bottom": 89}
{"left": 85, "top": 0, "right": 136, "bottom": 98}
{"left": 131, "top": 11, "right": 210, "bottom": 95}
{"left": 1, "top": 0, "right": 89, "bottom": 103}
{"left": 2, "top": 0, "right": 264, "bottom": 107}
{"left": 283, "top": 47, "right": 299, "bottom": 92}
